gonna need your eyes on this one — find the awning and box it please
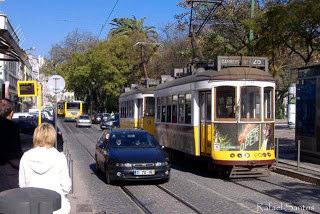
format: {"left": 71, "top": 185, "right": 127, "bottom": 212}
{"left": 0, "top": 29, "right": 29, "bottom": 63}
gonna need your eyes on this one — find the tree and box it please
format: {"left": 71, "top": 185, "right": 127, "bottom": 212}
{"left": 258, "top": 0, "right": 320, "bottom": 65}
{"left": 41, "top": 30, "right": 98, "bottom": 76}
{"left": 109, "top": 16, "right": 158, "bottom": 41}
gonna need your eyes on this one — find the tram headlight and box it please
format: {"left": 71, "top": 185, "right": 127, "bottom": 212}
{"left": 230, "top": 153, "right": 235, "bottom": 158}
{"left": 237, "top": 153, "right": 242, "bottom": 158}
{"left": 244, "top": 153, "right": 250, "bottom": 158}
{"left": 267, "top": 152, "right": 271, "bottom": 157}
{"left": 262, "top": 153, "right": 267, "bottom": 157}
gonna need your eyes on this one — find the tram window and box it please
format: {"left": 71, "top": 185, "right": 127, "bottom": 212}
{"left": 178, "top": 94, "right": 185, "bottom": 123}
{"left": 156, "top": 97, "right": 161, "bottom": 121}
{"left": 145, "top": 97, "right": 155, "bottom": 116}
{"left": 216, "top": 86, "right": 236, "bottom": 119}
{"left": 206, "top": 93, "right": 212, "bottom": 121}
{"left": 241, "top": 86, "right": 261, "bottom": 120}
{"left": 264, "top": 87, "right": 273, "bottom": 119}
{"left": 185, "top": 94, "right": 192, "bottom": 124}
{"left": 128, "top": 100, "right": 134, "bottom": 118}
{"left": 161, "top": 97, "right": 166, "bottom": 122}
{"left": 167, "top": 96, "right": 172, "bottom": 123}
{"left": 138, "top": 99, "right": 143, "bottom": 117}
{"left": 200, "top": 93, "right": 205, "bottom": 121}
{"left": 172, "top": 95, "right": 178, "bottom": 123}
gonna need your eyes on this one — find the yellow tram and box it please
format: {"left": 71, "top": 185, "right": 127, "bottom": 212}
{"left": 119, "top": 87, "right": 156, "bottom": 136}
{"left": 57, "top": 101, "right": 65, "bottom": 117}
{"left": 154, "top": 56, "right": 275, "bottom": 177}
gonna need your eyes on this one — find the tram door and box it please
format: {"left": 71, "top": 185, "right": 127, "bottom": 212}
{"left": 137, "top": 99, "right": 143, "bottom": 128}
{"left": 200, "top": 91, "right": 212, "bottom": 155}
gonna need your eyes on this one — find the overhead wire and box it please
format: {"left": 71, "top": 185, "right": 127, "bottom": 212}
{"left": 97, "top": 0, "right": 120, "bottom": 39}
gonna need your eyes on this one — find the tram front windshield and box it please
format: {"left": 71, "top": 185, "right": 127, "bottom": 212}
{"left": 214, "top": 85, "right": 274, "bottom": 151}
{"left": 67, "top": 103, "right": 80, "bottom": 110}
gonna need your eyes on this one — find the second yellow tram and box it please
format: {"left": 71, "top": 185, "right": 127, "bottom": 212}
{"left": 119, "top": 87, "right": 156, "bottom": 136}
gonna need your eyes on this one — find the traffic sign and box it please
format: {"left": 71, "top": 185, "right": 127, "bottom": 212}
{"left": 48, "top": 75, "right": 65, "bottom": 93}
{"left": 17, "top": 81, "right": 38, "bottom": 97}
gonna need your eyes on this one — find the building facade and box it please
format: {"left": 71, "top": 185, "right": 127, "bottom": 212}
{"left": 0, "top": 14, "right": 33, "bottom": 101}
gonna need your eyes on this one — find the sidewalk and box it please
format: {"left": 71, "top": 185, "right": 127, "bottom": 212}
{"left": 274, "top": 122, "right": 320, "bottom": 185}
{"left": 274, "top": 159, "right": 320, "bottom": 185}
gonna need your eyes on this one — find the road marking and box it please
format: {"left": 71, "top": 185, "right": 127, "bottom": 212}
{"left": 186, "top": 179, "right": 259, "bottom": 213}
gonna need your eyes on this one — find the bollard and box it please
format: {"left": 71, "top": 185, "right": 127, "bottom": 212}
{"left": 297, "top": 140, "right": 300, "bottom": 171}
{"left": 276, "top": 138, "right": 279, "bottom": 166}
{"left": 70, "top": 159, "right": 74, "bottom": 194}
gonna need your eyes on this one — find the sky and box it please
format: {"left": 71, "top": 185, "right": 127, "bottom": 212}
{"left": 0, "top": 0, "right": 186, "bottom": 57}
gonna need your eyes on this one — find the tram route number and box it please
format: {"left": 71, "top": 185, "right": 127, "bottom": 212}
{"left": 220, "top": 57, "right": 266, "bottom": 68}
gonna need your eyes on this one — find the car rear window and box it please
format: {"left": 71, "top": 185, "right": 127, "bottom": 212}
{"left": 80, "top": 116, "right": 89, "bottom": 119}
{"left": 109, "top": 132, "right": 157, "bottom": 148}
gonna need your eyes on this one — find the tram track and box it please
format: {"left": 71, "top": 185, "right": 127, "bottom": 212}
{"left": 229, "top": 180, "right": 320, "bottom": 214}
{"left": 156, "top": 185, "right": 202, "bottom": 214}
{"left": 61, "top": 122, "right": 203, "bottom": 214}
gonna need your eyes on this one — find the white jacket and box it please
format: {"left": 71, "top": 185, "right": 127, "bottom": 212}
{"left": 19, "top": 147, "right": 71, "bottom": 214}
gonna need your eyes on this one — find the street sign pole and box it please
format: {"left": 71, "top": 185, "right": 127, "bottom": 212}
{"left": 54, "top": 77, "right": 58, "bottom": 149}
{"left": 48, "top": 75, "right": 65, "bottom": 150}
{"left": 37, "top": 83, "right": 42, "bottom": 126}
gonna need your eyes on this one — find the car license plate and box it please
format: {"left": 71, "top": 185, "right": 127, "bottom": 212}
{"left": 134, "top": 170, "right": 155, "bottom": 176}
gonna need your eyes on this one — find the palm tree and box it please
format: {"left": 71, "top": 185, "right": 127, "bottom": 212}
{"left": 109, "top": 16, "right": 158, "bottom": 40}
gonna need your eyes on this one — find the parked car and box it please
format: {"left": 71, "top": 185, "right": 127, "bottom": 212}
{"left": 91, "top": 113, "right": 102, "bottom": 124}
{"left": 76, "top": 115, "right": 92, "bottom": 127}
{"left": 12, "top": 112, "right": 33, "bottom": 119}
{"left": 13, "top": 117, "right": 64, "bottom": 152}
{"left": 102, "top": 113, "right": 110, "bottom": 120}
{"left": 95, "top": 129, "right": 170, "bottom": 184}
{"left": 100, "top": 114, "right": 119, "bottom": 129}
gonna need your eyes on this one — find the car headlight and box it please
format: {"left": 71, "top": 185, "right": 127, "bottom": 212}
{"left": 155, "top": 162, "right": 168, "bottom": 167}
{"left": 115, "top": 163, "right": 132, "bottom": 167}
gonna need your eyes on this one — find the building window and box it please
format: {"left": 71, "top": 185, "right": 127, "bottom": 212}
{"left": 241, "top": 86, "right": 261, "bottom": 120}
{"left": 216, "top": 86, "right": 236, "bottom": 119}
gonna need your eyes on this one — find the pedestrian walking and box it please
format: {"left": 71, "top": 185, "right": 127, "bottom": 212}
{"left": 0, "top": 99, "right": 22, "bottom": 192}
{"left": 19, "top": 123, "right": 71, "bottom": 214}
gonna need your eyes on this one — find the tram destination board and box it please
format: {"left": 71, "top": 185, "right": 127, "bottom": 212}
{"left": 217, "top": 56, "right": 268, "bottom": 72}
{"left": 17, "top": 81, "right": 38, "bottom": 97}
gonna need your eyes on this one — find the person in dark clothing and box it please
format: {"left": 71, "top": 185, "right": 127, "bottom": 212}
{"left": 0, "top": 99, "right": 22, "bottom": 192}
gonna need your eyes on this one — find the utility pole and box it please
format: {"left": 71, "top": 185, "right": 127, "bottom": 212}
{"left": 187, "top": 0, "right": 222, "bottom": 63}
{"left": 249, "top": 0, "right": 255, "bottom": 56}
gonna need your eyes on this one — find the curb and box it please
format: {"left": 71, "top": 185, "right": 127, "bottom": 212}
{"left": 273, "top": 167, "right": 320, "bottom": 186}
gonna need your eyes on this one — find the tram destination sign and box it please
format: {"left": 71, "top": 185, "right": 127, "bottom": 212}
{"left": 217, "top": 56, "right": 268, "bottom": 72}
{"left": 17, "top": 81, "right": 38, "bottom": 97}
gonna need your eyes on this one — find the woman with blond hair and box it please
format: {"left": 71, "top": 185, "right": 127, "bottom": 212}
{"left": 19, "top": 123, "right": 71, "bottom": 214}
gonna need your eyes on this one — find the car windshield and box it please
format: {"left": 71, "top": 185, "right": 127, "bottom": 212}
{"left": 80, "top": 115, "right": 89, "bottom": 119}
{"left": 108, "top": 132, "right": 157, "bottom": 148}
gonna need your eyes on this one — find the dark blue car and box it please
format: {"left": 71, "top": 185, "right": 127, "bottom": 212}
{"left": 95, "top": 129, "right": 170, "bottom": 184}
{"left": 100, "top": 113, "right": 119, "bottom": 129}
